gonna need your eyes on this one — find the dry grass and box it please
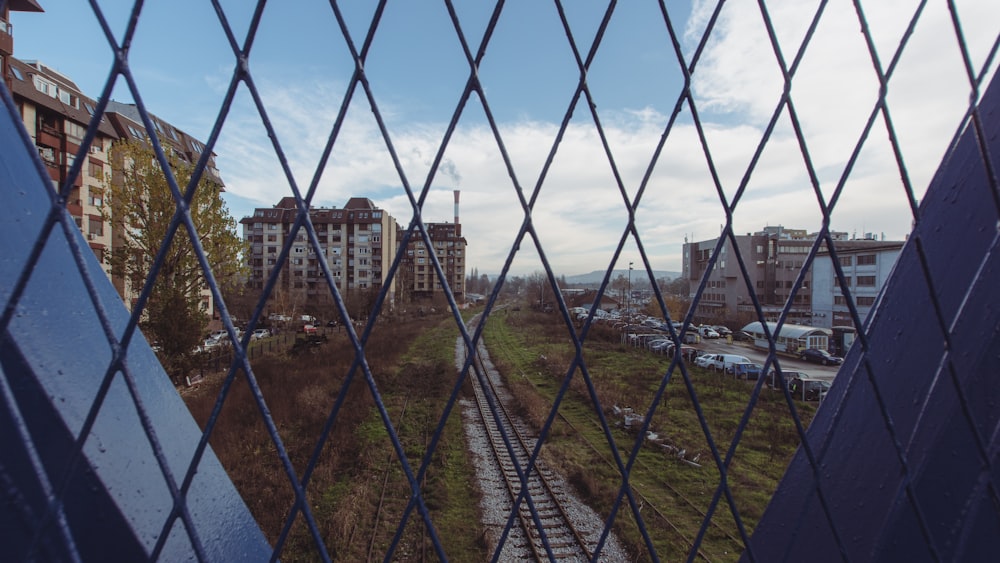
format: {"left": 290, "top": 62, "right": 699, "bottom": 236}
{"left": 481, "top": 308, "right": 818, "bottom": 560}
{"left": 182, "top": 313, "right": 484, "bottom": 561}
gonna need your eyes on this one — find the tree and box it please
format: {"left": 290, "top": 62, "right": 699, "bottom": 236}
{"left": 105, "top": 136, "right": 246, "bottom": 381}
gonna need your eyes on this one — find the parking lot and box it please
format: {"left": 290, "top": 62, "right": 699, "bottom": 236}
{"left": 693, "top": 338, "right": 841, "bottom": 380}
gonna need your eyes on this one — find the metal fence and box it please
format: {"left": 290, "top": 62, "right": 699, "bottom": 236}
{"left": 2, "top": 2, "right": 999, "bottom": 561}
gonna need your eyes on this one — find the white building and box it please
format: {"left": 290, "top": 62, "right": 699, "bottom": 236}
{"left": 811, "top": 239, "right": 904, "bottom": 330}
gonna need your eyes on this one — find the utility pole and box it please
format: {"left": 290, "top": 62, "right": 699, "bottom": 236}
{"left": 628, "top": 261, "right": 633, "bottom": 320}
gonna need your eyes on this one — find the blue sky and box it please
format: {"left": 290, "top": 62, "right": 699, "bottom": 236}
{"left": 10, "top": 1, "right": 1000, "bottom": 277}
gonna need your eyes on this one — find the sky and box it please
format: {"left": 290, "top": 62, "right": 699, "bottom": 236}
{"left": 10, "top": 1, "right": 1000, "bottom": 278}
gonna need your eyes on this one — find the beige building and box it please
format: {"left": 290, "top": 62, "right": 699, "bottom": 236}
{"left": 241, "top": 196, "right": 400, "bottom": 313}
{"left": 101, "top": 101, "right": 225, "bottom": 315}
{"left": 6, "top": 54, "right": 223, "bottom": 316}
{"left": 397, "top": 190, "right": 468, "bottom": 305}
{"left": 7, "top": 57, "right": 119, "bottom": 279}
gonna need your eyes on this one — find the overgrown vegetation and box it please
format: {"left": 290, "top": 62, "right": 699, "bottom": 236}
{"left": 181, "top": 304, "right": 814, "bottom": 561}
{"left": 481, "top": 308, "right": 816, "bottom": 560}
{"left": 182, "top": 313, "right": 484, "bottom": 561}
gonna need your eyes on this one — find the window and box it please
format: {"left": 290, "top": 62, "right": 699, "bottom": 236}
{"left": 66, "top": 122, "right": 86, "bottom": 141}
{"left": 88, "top": 160, "right": 103, "bottom": 179}
{"left": 88, "top": 217, "right": 103, "bottom": 237}
{"left": 34, "top": 77, "right": 54, "bottom": 96}
{"left": 11, "top": 66, "right": 24, "bottom": 81}
{"left": 857, "top": 254, "right": 876, "bottom": 266}
{"left": 38, "top": 146, "right": 57, "bottom": 165}
{"left": 267, "top": 235, "right": 276, "bottom": 242}
{"left": 87, "top": 190, "right": 103, "bottom": 207}
{"left": 839, "top": 255, "right": 853, "bottom": 266}
{"left": 857, "top": 296, "right": 876, "bottom": 306}
{"left": 857, "top": 275, "right": 876, "bottom": 286}
{"left": 268, "top": 224, "right": 277, "bottom": 230}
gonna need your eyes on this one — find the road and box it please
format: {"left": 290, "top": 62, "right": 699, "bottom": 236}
{"left": 692, "top": 337, "right": 842, "bottom": 380}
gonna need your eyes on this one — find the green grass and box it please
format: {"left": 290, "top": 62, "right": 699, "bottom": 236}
{"left": 480, "top": 309, "right": 816, "bottom": 560}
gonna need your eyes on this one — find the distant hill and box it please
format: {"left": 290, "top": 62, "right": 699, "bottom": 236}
{"left": 564, "top": 269, "right": 680, "bottom": 286}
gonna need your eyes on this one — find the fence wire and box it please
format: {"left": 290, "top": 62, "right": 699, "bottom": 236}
{"left": 2, "top": 1, "right": 1000, "bottom": 561}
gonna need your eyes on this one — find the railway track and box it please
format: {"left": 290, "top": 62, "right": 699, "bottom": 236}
{"left": 461, "top": 319, "right": 615, "bottom": 560}
{"left": 479, "top": 314, "right": 747, "bottom": 560}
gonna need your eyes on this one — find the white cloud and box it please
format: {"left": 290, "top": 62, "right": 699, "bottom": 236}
{"left": 218, "top": 1, "right": 999, "bottom": 276}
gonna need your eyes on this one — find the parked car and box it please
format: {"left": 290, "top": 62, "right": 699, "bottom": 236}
{"left": 766, "top": 370, "right": 810, "bottom": 389}
{"left": 789, "top": 377, "right": 832, "bottom": 401}
{"left": 668, "top": 345, "right": 698, "bottom": 362}
{"left": 300, "top": 324, "right": 317, "bottom": 335}
{"left": 696, "top": 353, "right": 752, "bottom": 372}
{"left": 251, "top": 328, "right": 271, "bottom": 340}
{"left": 799, "top": 348, "right": 843, "bottom": 366}
{"left": 699, "top": 326, "right": 720, "bottom": 339}
{"left": 729, "top": 362, "right": 762, "bottom": 380}
{"left": 196, "top": 338, "right": 223, "bottom": 353}
{"left": 648, "top": 339, "right": 672, "bottom": 353}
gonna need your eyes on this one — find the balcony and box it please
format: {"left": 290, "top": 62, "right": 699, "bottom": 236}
{"left": 0, "top": 20, "right": 13, "bottom": 56}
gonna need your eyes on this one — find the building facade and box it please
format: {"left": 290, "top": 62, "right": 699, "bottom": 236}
{"left": 810, "top": 240, "right": 904, "bottom": 329}
{"left": 7, "top": 57, "right": 119, "bottom": 279}
{"left": 7, "top": 53, "right": 224, "bottom": 317}
{"left": 682, "top": 226, "right": 901, "bottom": 327}
{"left": 396, "top": 190, "right": 468, "bottom": 304}
{"left": 101, "top": 101, "right": 226, "bottom": 315}
{"left": 0, "top": 0, "right": 43, "bottom": 92}
{"left": 397, "top": 221, "right": 467, "bottom": 303}
{"left": 241, "top": 197, "right": 400, "bottom": 313}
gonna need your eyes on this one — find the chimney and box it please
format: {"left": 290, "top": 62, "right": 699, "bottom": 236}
{"left": 454, "top": 189, "right": 461, "bottom": 237}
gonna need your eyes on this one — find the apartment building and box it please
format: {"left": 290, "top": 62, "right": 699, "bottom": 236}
{"left": 397, "top": 190, "right": 467, "bottom": 303}
{"left": 398, "top": 221, "right": 468, "bottom": 302}
{"left": 101, "top": 101, "right": 225, "bottom": 315}
{"left": 682, "top": 226, "right": 901, "bottom": 326}
{"left": 6, "top": 50, "right": 224, "bottom": 317}
{"left": 0, "top": 0, "right": 42, "bottom": 92}
{"left": 6, "top": 57, "right": 119, "bottom": 279}
{"left": 241, "top": 196, "right": 399, "bottom": 309}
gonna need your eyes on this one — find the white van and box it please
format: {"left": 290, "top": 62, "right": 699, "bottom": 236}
{"left": 694, "top": 353, "right": 752, "bottom": 373}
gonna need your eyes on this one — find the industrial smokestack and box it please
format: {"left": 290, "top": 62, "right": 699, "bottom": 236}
{"left": 454, "top": 189, "right": 461, "bottom": 237}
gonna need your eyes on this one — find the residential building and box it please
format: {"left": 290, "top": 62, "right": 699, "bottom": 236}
{"left": 397, "top": 191, "right": 467, "bottom": 303}
{"left": 0, "top": 0, "right": 42, "bottom": 93}
{"left": 811, "top": 238, "right": 905, "bottom": 329}
{"left": 7, "top": 50, "right": 223, "bottom": 317}
{"left": 7, "top": 57, "right": 119, "bottom": 279}
{"left": 682, "top": 226, "right": 901, "bottom": 326}
{"left": 102, "top": 101, "right": 225, "bottom": 316}
{"left": 240, "top": 196, "right": 399, "bottom": 312}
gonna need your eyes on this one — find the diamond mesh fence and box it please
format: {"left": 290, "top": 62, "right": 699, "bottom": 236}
{"left": 2, "top": 1, "right": 999, "bottom": 561}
